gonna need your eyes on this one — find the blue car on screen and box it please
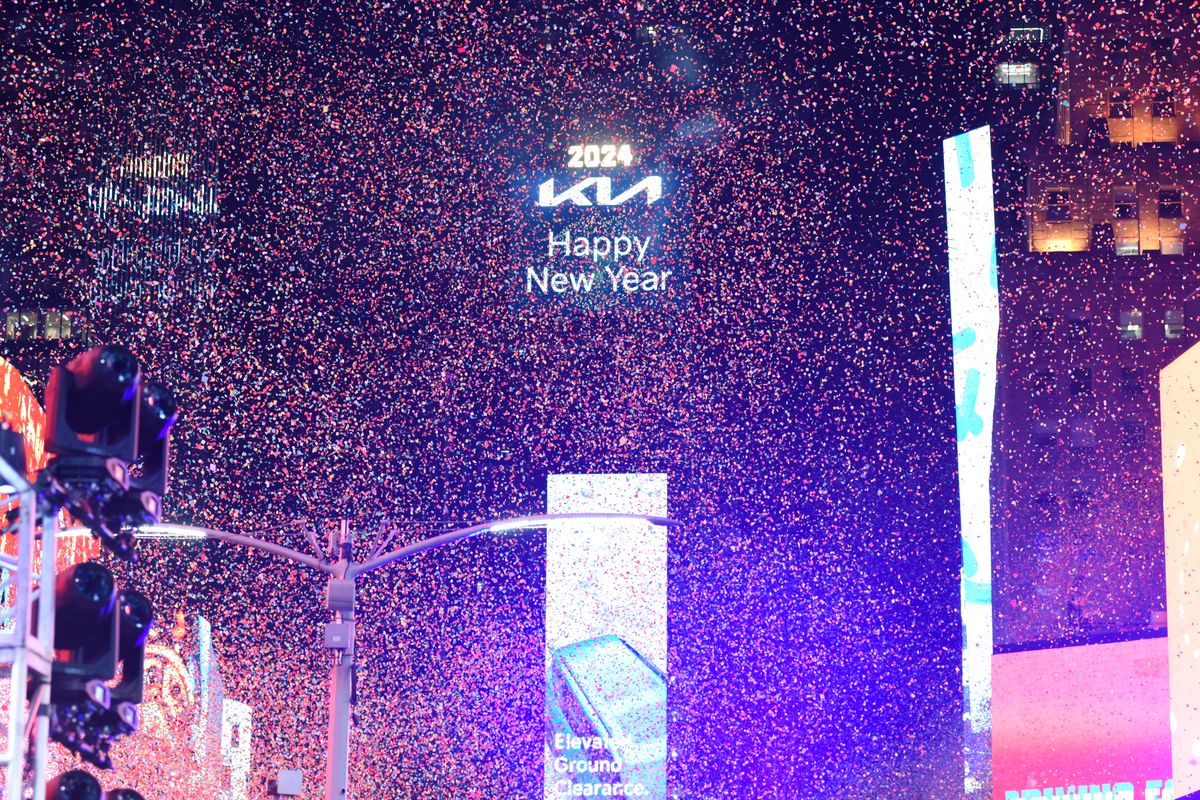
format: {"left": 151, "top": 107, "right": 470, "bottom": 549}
{"left": 546, "top": 634, "right": 667, "bottom": 799}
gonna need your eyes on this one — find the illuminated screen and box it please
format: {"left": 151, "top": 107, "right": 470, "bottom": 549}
{"left": 1162, "top": 341, "right": 1200, "bottom": 795}
{"left": 991, "top": 637, "right": 1170, "bottom": 799}
{"left": 943, "top": 125, "right": 999, "bottom": 795}
{"left": 512, "top": 137, "right": 689, "bottom": 310}
{"left": 0, "top": 355, "right": 48, "bottom": 479}
{"left": 545, "top": 474, "right": 668, "bottom": 800}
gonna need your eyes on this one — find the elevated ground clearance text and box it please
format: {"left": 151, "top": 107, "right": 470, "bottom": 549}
{"left": 527, "top": 230, "right": 671, "bottom": 295}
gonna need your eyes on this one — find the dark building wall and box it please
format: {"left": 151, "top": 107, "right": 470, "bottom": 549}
{"left": 988, "top": 1, "right": 1200, "bottom": 645}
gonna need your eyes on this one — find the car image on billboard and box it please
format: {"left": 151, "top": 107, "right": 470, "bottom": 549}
{"left": 545, "top": 634, "right": 666, "bottom": 799}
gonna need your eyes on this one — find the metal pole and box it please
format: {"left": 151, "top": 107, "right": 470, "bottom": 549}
{"left": 324, "top": 613, "right": 354, "bottom": 800}
{"left": 324, "top": 521, "right": 355, "bottom": 800}
{"left": 30, "top": 512, "right": 56, "bottom": 800}
{"left": 195, "top": 512, "right": 681, "bottom": 800}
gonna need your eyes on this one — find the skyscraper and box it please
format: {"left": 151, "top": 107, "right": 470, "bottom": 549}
{"left": 989, "top": 3, "right": 1199, "bottom": 646}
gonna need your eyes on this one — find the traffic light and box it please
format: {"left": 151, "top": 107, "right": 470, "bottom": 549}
{"left": 39, "top": 562, "right": 154, "bottom": 770}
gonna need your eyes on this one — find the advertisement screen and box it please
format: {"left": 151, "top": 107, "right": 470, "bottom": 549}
{"left": 943, "top": 125, "right": 999, "bottom": 795}
{"left": 512, "top": 138, "right": 689, "bottom": 310}
{"left": 545, "top": 473, "right": 668, "bottom": 800}
{"left": 1162, "top": 341, "right": 1200, "bottom": 796}
{"left": 992, "top": 637, "right": 1171, "bottom": 800}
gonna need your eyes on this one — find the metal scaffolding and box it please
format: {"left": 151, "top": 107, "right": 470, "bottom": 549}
{"left": 0, "top": 456, "right": 57, "bottom": 800}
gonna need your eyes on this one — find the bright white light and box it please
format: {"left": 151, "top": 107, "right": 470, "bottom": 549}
{"left": 60, "top": 523, "right": 208, "bottom": 540}
{"left": 487, "top": 519, "right": 531, "bottom": 534}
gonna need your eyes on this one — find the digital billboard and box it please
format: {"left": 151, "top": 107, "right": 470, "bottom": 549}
{"left": 992, "top": 637, "right": 1171, "bottom": 799}
{"left": 512, "top": 136, "right": 689, "bottom": 309}
{"left": 943, "top": 125, "right": 999, "bottom": 796}
{"left": 545, "top": 474, "right": 668, "bottom": 800}
{"left": 1161, "top": 341, "right": 1200, "bottom": 796}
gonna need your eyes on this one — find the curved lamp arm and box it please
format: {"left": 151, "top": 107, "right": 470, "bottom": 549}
{"left": 71, "top": 513, "right": 680, "bottom": 578}
{"left": 199, "top": 526, "right": 334, "bottom": 573}
{"left": 347, "top": 512, "right": 680, "bottom": 578}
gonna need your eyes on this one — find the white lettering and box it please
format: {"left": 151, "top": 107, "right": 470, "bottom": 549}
{"left": 546, "top": 231, "right": 652, "bottom": 264}
{"left": 635, "top": 236, "right": 651, "bottom": 262}
{"left": 595, "top": 175, "right": 663, "bottom": 206}
{"left": 548, "top": 229, "right": 572, "bottom": 257}
{"left": 605, "top": 265, "right": 627, "bottom": 291}
{"left": 538, "top": 177, "right": 599, "bottom": 207}
{"left": 537, "top": 177, "right": 664, "bottom": 207}
{"left": 613, "top": 236, "right": 632, "bottom": 260}
{"left": 527, "top": 267, "right": 550, "bottom": 293}
{"left": 592, "top": 237, "right": 612, "bottom": 260}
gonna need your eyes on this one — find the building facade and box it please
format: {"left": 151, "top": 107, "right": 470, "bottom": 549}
{"left": 990, "top": 2, "right": 1200, "bottom": 646}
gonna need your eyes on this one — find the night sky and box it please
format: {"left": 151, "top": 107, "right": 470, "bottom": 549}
{"left": 1, "top": 1, "right": 991, "bottom": 796}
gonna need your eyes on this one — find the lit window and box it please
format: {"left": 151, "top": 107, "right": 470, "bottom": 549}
{"left": 1110, "top": 90, "right": 1133, "bottom": 119}
{"left": 44, "top": 311, "right": 64, "bottom": 340}
{"left": 1120, "top": 310, "right": 1144, "bottom": 340}
{"left": 1114, "top": 187, "right": 1138, "bottom": 220}
{"left": 1159, "top": 188, "right": 1183, "bottom": 219}
{"left": 1153, "top": 89, "right": 1175, "bottom": 118}
{"left": 1008, "top": 25, "right": 1048, "bottom": 43}
{"left": 1115, "top": 241, "right": 1140, "bottom": 256}
{"left": 5, "top": 311, "right": 37, "bottom": 340}
{"left": 996, "top": 62, "right": 1040, "bottom": 86}
{"left": 1045, "top": 188, "right": 1072, "bottom": 221}
{"left": 1166, "top": 309, "right": 1186, "bottom": 339}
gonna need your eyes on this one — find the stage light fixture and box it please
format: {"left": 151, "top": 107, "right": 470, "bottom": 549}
{"left": 105, "top": 791, "right": 145, "bottom": 800}
{"left": 41, "top": 346, "right": 179, "bottom": 560}
{"left": 110, "top": 589, "right": 153, "bottom": 705}
{"left": 40, "top": 564, "right": 152, "bottom": 769}
{"left": 97, "top": 381, "right": 177, "bottom": 551}
{"left": 52, "top": 562, "right": 119, "bottom": 665}
{"left": 45, "top": 344, "right": 141, "bottom": 462}
{"left": 46, "top": 769, "right": 101, "bottom": 800}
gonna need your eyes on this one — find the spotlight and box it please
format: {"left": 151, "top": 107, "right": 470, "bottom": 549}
{"left": 46, "top": 770, "right": 101, "bottom": 800}
{"left": 52, "top": 562, "right": 119, "bottom": 669}
{"left": 129, "top": 380, "right": 176, "bottom": 498}
{"left": 45, "top": 344, "right": 141, "bottom": 463}
{"left": 98, "top": 381, "right": 177, "bottom": 547}
{"left": 43, "top": 564, "right": 150, "bottom": 768}
{"left": 106, "top": 791, "right": 145, "bottom": 800}
{"left": 110, "top": 589, "right": 153, "bottom": 705}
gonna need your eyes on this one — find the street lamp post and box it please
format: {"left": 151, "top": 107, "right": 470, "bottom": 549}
{"left": 189, "top": 512, "right": 679, "bottom": 800}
